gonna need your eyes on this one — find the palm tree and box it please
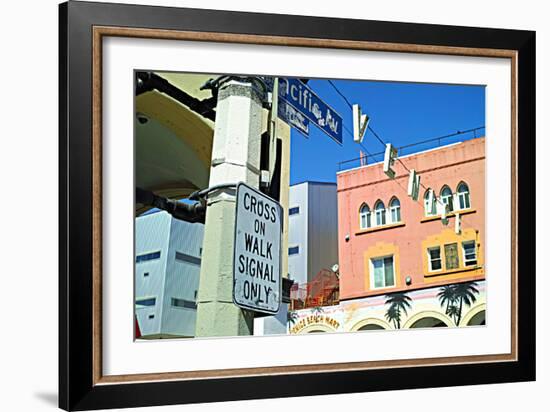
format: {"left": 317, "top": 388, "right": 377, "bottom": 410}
{"left": 437, "top": 285, "right": 457, "bottom": 315}
{"left": 312, "top": 306, "right": 324, "bottom": 316}
{"left": 384, "top": 304, "right": 401, "bottom": 329}
{"left": 287, "top": 311, "right": 299, "bottom": 326}
{"left": 446, "top": 305, "right": 461, "bottom": 325}
{"left": 453, "top": 282, "right": 480, "bottom": 326}
{"left": 384, "top": 292, "right": 412, "bottom": 329}
{"left": 437, "top": 282, "right": 480, "bottom": 326}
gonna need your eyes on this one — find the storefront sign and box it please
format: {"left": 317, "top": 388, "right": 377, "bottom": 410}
{"left": 290, "top": 315, "right": 341, "bottom": 334}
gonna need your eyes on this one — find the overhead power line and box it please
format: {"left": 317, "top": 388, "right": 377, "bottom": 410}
{"left": 327, "top": 79, "right": 354, "bottom": 109}
{"left": 326, "top": 78, "right": 481, "bottom": 230}
{"left": 341, "top": 123, "right": 374, "bottom": 158}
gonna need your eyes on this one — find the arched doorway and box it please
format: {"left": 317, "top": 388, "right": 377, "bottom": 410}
{"left": 460, "top": 304, "right": 486, "bottom": 327}
{"left": 403, "top": 311, "right": 453, "bottom": 329}
{"left": 410, "top": 317, "right": 448, "bottom": 328}
{"left": 358, "top": 324, "right": 385, "bottom": 331}
{"left": 298, "top": 323, "right": 337, "bottom": 334}
{"left": 467, "top": 310, "right": 486, "bottom": 326}
{"left": 350, "top": 318, "right": 391, "bottom": 332}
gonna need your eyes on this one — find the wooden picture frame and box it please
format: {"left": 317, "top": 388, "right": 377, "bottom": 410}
{"left": 59, "top": 1, "right": 535, "bottom": 410}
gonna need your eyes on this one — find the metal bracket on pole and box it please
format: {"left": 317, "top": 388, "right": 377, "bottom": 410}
{"left": 136, "top": 187, "right": 207, "bottom": 224}
{"left": 188, "top": 183, "right": 239, "bottom": 201}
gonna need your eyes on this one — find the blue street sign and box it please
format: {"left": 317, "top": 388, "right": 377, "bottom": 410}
{"left": 263, "top": 77, "right": 309, "bottom": 137}
{"left": 278, "top": 101, "right": 309, "bottom": 137}
{"left": 279, "top": 78, "right": 343, "bottom": 145}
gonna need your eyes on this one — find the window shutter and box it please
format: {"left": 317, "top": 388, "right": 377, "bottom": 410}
{"left": 436, "top": 200, "right": 444, "bottom": 216}
{"left": 444, "top": 243, "right": 459, "bottom": 269}
{"left": 453, "top": 193, "right": 460, "bottom": 211}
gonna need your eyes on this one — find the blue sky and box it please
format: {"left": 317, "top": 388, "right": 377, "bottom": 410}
{"left": 289, "top": 79, "right": 485, "bottom": 185}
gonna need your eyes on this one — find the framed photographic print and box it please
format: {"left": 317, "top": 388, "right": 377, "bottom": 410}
{"left": 59, "top": 1, "right": 536, "bottom": 410}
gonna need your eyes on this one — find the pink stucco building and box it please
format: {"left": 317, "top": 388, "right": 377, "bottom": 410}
{"left": 337, "top": 137, "right": 485, "bottom": 301}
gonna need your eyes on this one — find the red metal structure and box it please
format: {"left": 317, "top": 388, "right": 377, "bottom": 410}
{"left": 290, "top": 269, "right": 339, "bottom": 310}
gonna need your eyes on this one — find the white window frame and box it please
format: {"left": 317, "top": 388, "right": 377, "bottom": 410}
{"left": 359, "top": 204, "right": 371, "bottom": 229}
{"left": 457, "top": 183, "right": 471, "bottom": 210}
{"left": 424, "top": 189, "right": 436, "bottom": 217}
{"left": 427, "top": 246, "right": 442, "bottom": 272}
{"left": 441, "top": 186, "right": 454, "bottom": 213}
{"left": 389, "top": 198, "right": 401, "bottom": 223}
{"left": 462, "top": 240, "right": 478, "bottom": 266}
{"left": 374, "top": 201, "right": 386, "bottom": 226}
{"left": 369, "top": 255, "right": 395, "bottom": 289}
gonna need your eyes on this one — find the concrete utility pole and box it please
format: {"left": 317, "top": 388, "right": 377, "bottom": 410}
{"left": 195, "top": 77, "right": 265, "bottom": 337}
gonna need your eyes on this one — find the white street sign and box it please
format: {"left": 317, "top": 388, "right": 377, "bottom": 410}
{"left": 407, "top": 169, "right": 421, "bottom": 201}
{"left": 383, "top": 143, "right": 398, "bottom": 179}
{"left": 233, "top": 183, "right": 282, "bottom": 314}
{"left": 352, "top": 104, "right": 369, "bottom": 143}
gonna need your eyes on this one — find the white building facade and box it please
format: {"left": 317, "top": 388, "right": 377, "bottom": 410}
{"left": 287, "top": 181, "right": 339, "bottom": 286}
{"left": 135, "top": 211, "right": 204, "bottom": 338}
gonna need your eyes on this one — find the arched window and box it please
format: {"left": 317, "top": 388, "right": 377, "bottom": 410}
{"left": 389, "top": 197, "right": 401, "bottom": 223}
{"left": 440, "top": 185, "right": 454, "bottom": 213}
{"left": 374, "top": 200, "right": 386, "bottom": 226}
{"left": 359, "top": 204, "right": 371, "bottom": 229}
{"left": 424, "top": 189, "right": 436, "bottom": 216}
{"left": 457, "top": 182, "right": 471, "bottom": 210}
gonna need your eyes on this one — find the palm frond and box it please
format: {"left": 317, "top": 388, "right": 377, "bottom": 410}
{"left": 453, "top": 282, "right": 480, "bottom": 307}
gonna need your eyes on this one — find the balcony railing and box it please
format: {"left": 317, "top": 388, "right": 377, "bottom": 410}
{"left": 290, "top": 268, "right": 340, "bottom": 310}
{"left": 337, "top": 127, "right": 485, "bottom": 172}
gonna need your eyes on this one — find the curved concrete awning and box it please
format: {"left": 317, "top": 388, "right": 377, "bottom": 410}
{"left": 135, "top": 73, "right": 215, "bottom": 212}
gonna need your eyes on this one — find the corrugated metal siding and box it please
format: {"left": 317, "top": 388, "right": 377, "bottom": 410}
{"left": 135, "top": 212, "right": 171, "bottom": 336}
{"left": 161, "top": 217, "right": 204, "bottom": 337}
{"left": 135, "top": 211, "right": 204, "bottom": 338}
{"left": 307, "top": 183, "right": 339, "bottom": 282}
